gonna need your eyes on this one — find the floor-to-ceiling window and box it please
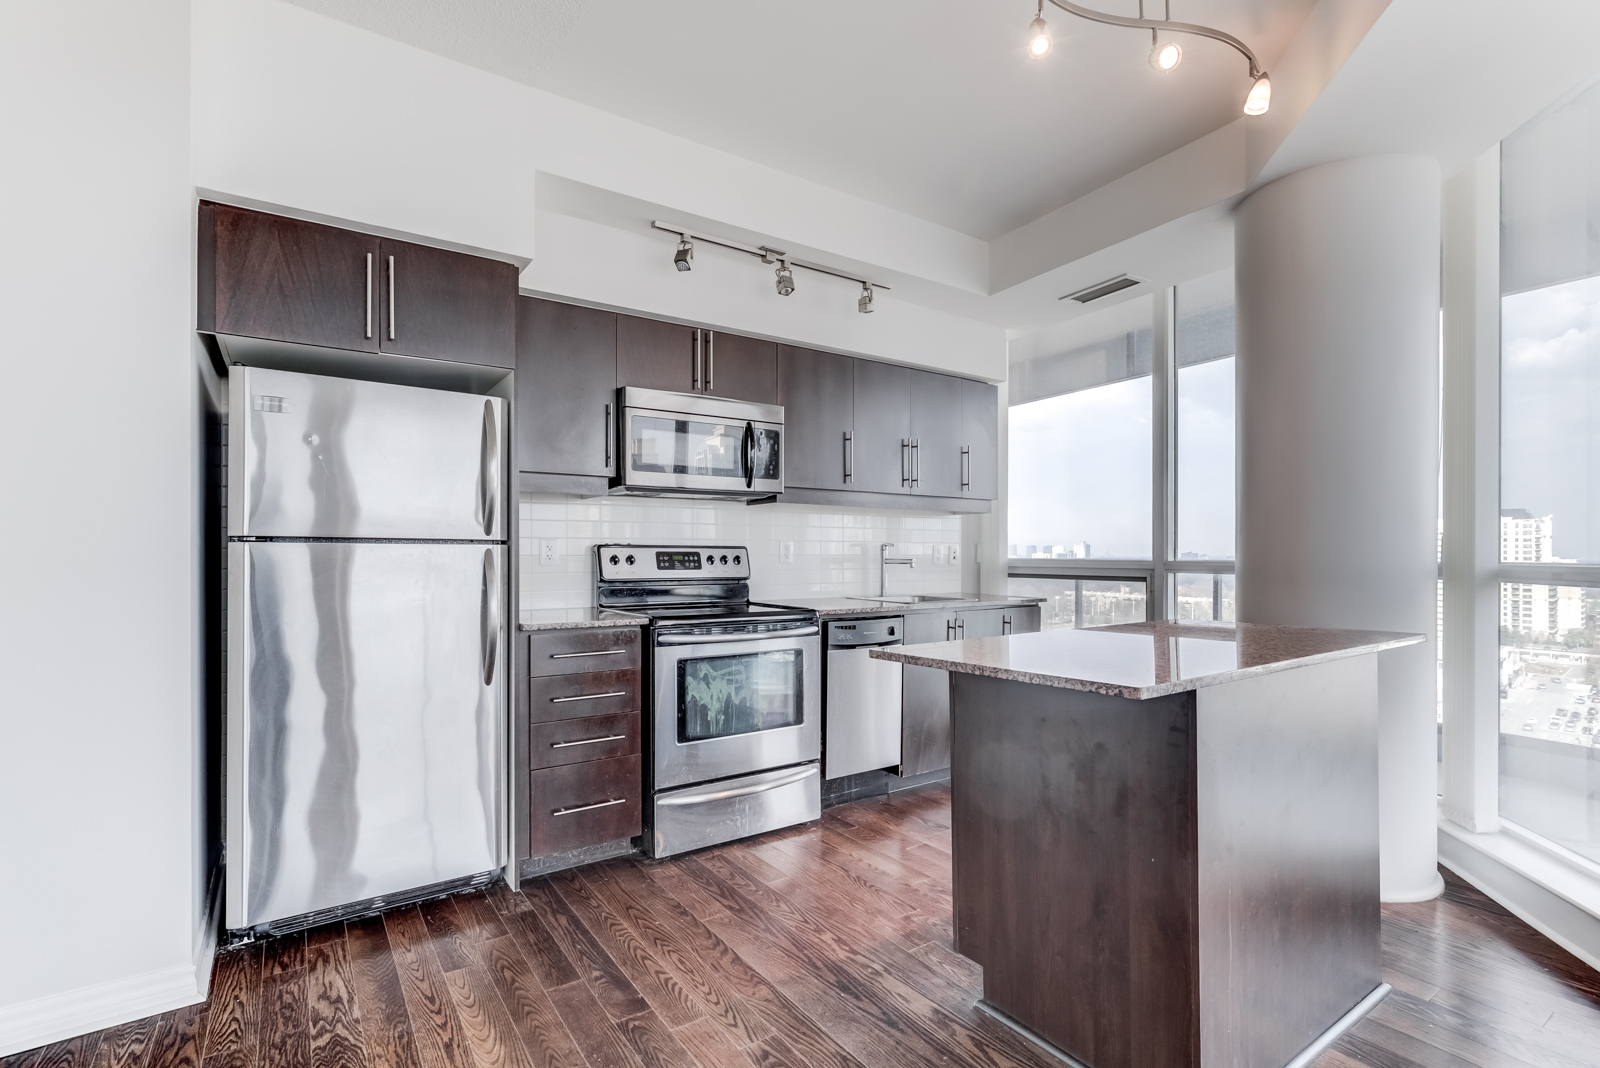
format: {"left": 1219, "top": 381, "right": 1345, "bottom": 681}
{"left": 1495, "top": 78, "right": 1600, "bottom": 865}
{"left": 1006, "top": 275, "right": 1236, "bottom": 626}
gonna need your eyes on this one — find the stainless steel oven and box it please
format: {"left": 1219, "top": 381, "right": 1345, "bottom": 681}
{"left": 614, "top": 387, "right": 783, "bottom": 499}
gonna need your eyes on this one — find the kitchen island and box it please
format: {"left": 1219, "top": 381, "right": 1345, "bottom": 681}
{"left": 870, "top": 621, "right": 1423, "bottom": 1068}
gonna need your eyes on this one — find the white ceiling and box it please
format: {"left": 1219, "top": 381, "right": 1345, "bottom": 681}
{"left": 284, "top": 0, "right": 1316, "bottom": 239}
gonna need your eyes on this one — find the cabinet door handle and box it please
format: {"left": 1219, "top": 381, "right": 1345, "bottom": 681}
{"left": 364, "top": 253, "right": 373, "bottom": 339}
{"left": 1002, "top": 615, "right": 1012, "bottom": 635}
{"left": 605, "top": 402, "right": 613, "bottom": 472}
{"left": 551, "top": 734, "right": 628, "bottom": 749}
{"left": 961, "top": 445, "right": 970, "bottom": 491}
{"left": 552, "top": 797, "right": 627, "bottom": 816}
{"left": 387, "top": 254, "right": 396, "bottom": 340}
{"left": 692, "top": 330, "right": 701, "bottom": 390}
{"left": 946, "top": 619, "right": 954, "bottom": 640}
{"left": 706, "top": 330, "right": 714, "bottom": 391}
{"left": 843, "top": 431, "right": 853, "bottom": 484}
{"left": 550, "top": 649, "right": 627, "bottom": 660}
{"left": 901, "top": 439, "right": 911, "bottom": 486}
{"left": 957, "top": 618, "right": 964, "bottom": 638}
{"left": 550, "top": 690, "right": 629, "bottom": 703}
{"left": 912, "top": 439, "right": 920, "bottom": 487}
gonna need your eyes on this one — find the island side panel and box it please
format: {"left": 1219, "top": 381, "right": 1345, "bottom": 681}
{"left": 1196, "top": 653, "right": 1381, "bottom": 1068}
{"left": 950, "top": 672, "right": 1200, "bottom": 1068}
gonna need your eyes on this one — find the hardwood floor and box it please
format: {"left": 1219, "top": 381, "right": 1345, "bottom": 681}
{"left": 6, "top": 784, "right": 1599, "bottom": 1068}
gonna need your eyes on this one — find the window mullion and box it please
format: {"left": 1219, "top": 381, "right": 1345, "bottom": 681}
{"left": 1151, "top": 285, "right": 1177, "bottom": 620}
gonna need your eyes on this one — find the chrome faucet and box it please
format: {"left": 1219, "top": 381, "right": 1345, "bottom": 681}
{"left": 880, "top": 542, "right": 915, "bottom": 597}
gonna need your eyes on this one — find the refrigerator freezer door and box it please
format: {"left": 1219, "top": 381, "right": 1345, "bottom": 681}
{"left": 229, "top": 366, "right": 505, "bottom": 540}
{"left": 226, "top": 540, "right": 504, "bottom": 929}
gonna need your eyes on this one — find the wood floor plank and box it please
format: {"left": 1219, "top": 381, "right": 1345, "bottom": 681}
{"left": 384, "top": 906, "right": 477, "bottom": 1068}
{"left": 308, "top": 939, "right": 369, "bottom": 1068}
{"left": 441, "top": 965, "right": 537, "bottom": 1068}
{"left": 742, "top": 1034, "right": 808, "bottom": 1068}
{"left": 638, "top": 860, "right": 730, "bottom": 924}
{"left": 452, "top": 893, "right": 511, "bottom": 945}
{"left": 145, "top": 1003, "right": 208, "bottom": 1068}
{"left": 551, "top": 869, "right": 705, "bottom": 1029}
{"left": 262, "top": 931, "right": 307, "bottom": 976}
{"left": 669, "top": 1018, "right": 752, "bottom": 1068}
{"left": 92, "top": 1015, "right": 165, "bottom": 1068}
{"left": 543, "top": 982, "right": 644, "bottom": 1068}
{"left": 421, "top": 898, "right": 480, "bottom": 974}
{"left": 259, "top": 967, "right": 311, "bottom": 1068}
{"left": 478, "top": 935, "right": 588, "bottom": 1068}
{"left": 582, "top": 863, "right": 770, "bottom": 1046}
{"left": 25, "top": 1029, "right": 103, "bottom": 1068}
{"left": 616, "top": 1012, "right": 701, "bottom": 1068}
{"left": 199, "top": 945, "right": 259, "bottom": 1068}
{"left": 306, "top": 921, "right": 348, "bottom": 950}
{"left": 520, "top": 879, "right": 650, "bottom": 1021}
{"left": 504, "top": 908, "right": 582, "bottom": 991}
{"left": 345, "top": 915, "right": 426, "bottom": 1068}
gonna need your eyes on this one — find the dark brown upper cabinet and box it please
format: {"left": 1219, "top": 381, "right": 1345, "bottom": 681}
{"left": 778, "top": 345, "right": 854, "bottom": 490}
{"left": 702, "top": 331, "right": 777, "bottom": 405}
{"left": 379, "top": 239, "right": 515, "bottom": 368}
{"left": 616, "top": 315, "right": 777, "bottom": 404}
{"left": 909, "top": 370, "right": 965, "bottom": 498}
{"left": 197, "top": 202, "right": 516, "bottom": 370}
{"left": 961, "top": 378, "right": 999, "bottom": 499}
{"left": 851, "top": 359, "right": 912, "bottom": 495}
{"left": 199, "top": 202, "right": 379, "bottom": 353}
{"left": 617, "top": 314, "right": 697, "bottom": 393}
{"left": 515, "top": 297, "right": 617, "bottom": 480}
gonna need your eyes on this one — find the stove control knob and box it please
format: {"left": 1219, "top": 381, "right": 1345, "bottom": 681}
{"left": 732, "top": 554, "right": 742, "bottom": 565}
{"left": 625, "top": 554, "right": 636, "bottom": 566}
{"left": 720, "top": 554, "right": 729, "bottom": 564}
{"left": 608, "top": 554, "right": 619, "bottom": 566}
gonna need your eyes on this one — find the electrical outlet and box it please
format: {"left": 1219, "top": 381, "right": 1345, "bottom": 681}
{"left": 948, "top": 543, "right": 960, "bottom": 565}
{"left": 780, "top": 540, "right": 795, "bottom": 564}
{"left": 934, "top": 544, "right": 947, "bottom": 565}
{"left": 539, "top": 540, "right": 559, "bottom": 567}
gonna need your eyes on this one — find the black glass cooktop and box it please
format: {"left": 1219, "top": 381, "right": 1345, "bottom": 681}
{"left": 634, "top": 601, "right": 814, "bottom": 627}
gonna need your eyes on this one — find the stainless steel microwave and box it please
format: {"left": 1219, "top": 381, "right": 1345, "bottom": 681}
{"left": 613, "top": 387, "right": 783, "bottom": 500}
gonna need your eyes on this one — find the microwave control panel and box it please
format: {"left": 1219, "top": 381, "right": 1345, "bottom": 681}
{"left": 596, "top": 544, "right": 750, "bottom": 582}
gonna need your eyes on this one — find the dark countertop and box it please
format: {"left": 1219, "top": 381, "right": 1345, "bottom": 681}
{"left": 869, "top": 620, "right": 1424, "bottom": 699}
{"left": 518, "top": 607, "right": 648, "bottom": 632}
{"left": 762, "top": 595, "right": 1045, "bottom": 619}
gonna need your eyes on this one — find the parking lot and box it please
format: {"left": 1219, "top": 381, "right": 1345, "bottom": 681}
{"left": 1500, "top": 667, "right": 1600, "bottom": 746}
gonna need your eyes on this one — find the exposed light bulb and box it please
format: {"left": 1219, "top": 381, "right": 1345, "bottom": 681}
{"left": 1028, "top": 14, "right": 1052, "bottom": 57}
{"left": 858, "top": 284, "right": 875, "bottom": 314}
{"left": 1150, "top": 40, "right": 1182, "bottom": 72}
{"left": 673, "top": 238, "right": 693, "bottom": 272}
{"left": 775, "top": 262, "right": 795, "bottom": 297}
{"left": 1244, "top": 73, "right": 1272, "bottom": 115}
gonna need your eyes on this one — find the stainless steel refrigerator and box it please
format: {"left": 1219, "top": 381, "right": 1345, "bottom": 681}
{"left": 225, "top": 366, "right": 505, "bottom": 933}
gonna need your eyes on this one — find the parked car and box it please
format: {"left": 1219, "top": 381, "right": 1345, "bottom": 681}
{"left": 1523, "top": 718, "right": 1537, "bottom": 731}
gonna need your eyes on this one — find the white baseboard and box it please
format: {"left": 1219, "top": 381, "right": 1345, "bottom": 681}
{"left": 0, "top": 872, "right": 222, "bottom": 1059}
{"left": 1438, "top": 818, "right": 1600, "bottom": 973}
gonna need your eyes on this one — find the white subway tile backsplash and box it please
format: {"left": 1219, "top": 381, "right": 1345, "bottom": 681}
{"left": 517, "top": 493, "right": 967, "bottom": 619}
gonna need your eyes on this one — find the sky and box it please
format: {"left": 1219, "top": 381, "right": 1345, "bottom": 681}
{"left": 1502, "top": 273, "right": 1600, "bottom": 563}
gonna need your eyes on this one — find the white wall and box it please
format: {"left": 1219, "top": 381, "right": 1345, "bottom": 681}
{"left": 190, "top": 0, "right": 1005, "bottom": 380}
{"left": 0, "top": 1, "right": 203, "bottom": 1057}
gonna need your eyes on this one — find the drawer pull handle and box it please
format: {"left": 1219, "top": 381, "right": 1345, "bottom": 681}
{"left": 550, "top": 691, "right": 628, "bottom": 703}
{"left": 550, "top": 649, "right": 627, "bottom": 659}
{"left": 551, "top": 734, "right": 627, "bottom": 749}
{"left": 553, "top": 797, "right": 627, "bottom": 816}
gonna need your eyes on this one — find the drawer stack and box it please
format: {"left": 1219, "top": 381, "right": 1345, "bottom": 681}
{"left": 525, "top": 627, "right": 643, "bottom": 857}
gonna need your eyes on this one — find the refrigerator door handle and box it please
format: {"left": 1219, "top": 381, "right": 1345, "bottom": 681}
{"left": 477, "top": 401, "right": 499, "bottom": 537}
{"left": 481, "top": 549, "right": 500, "bottom": 685}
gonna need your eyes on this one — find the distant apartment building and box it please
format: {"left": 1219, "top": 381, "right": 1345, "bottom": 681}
{"left": 1500, "top": 510, "right": 1585, "bottom": 637}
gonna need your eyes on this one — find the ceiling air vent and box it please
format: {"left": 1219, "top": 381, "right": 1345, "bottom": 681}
{"left": 1060, "top": 274, "right": 1144, "bottom": 303}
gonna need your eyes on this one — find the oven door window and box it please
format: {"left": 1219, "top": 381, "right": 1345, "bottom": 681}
{"left": 678, "top": 649, "right": 803, "bottom": 742}
{"left": 631, "top": 417, "right": 781, "bottom": 481}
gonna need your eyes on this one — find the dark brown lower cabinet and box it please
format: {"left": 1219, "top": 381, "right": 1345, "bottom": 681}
{"left": 526, "top": 669, "right": 640, "bottom": 721}
{"left": 529, "top": 712, "right": 641, "bottom": 770}
{"left": 528, "top": 755, "right": 642, "bottom": 856}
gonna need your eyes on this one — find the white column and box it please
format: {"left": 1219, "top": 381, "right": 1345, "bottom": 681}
{"left": 1235, "top": 155, "right": 1444, "bottom": 902}
{"left": 1440, "top": 147, "right": 1502, "bottom": 833}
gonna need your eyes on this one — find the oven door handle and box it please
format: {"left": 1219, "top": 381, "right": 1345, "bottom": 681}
{"left": 657, "top": 624, "right": 819, "bottom": 645}
{"left": 657, "top": 764, "right": 818, "bottom": 806}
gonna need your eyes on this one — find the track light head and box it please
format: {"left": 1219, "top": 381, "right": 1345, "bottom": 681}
{"left": 1027, "top": 13, "right": 1052, "bottom": 57}
{"left": 673, "top": 238, "right": 693, "bottom": 271}
{"left": 1150, "top": 37, "right": 1182, "bottom": 72}
{"left": 858, "top": 284, "right": 875, "bottom": 314}
{"left": 1243, "top": 73, "right": 1271, "bottom": 115}
{"left": 775, "top": 262, "right": 795, "bottom": 297}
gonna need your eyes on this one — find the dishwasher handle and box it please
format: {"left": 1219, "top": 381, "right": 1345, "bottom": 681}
{"left": 831, "top": 639, "right": 904, "bottom": 650}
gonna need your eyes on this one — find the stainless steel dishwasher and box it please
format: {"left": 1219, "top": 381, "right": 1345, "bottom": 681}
{"left": 825, "top": 618, "right": 904, "bottom": 780}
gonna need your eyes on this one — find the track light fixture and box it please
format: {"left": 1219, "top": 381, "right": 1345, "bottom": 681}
{"left": 1027, "top": 1, "right": 1051, "bottom": 57}
{"left": 1031, "top": 0, "right": 1268, "bottom": 114}
{"left": 651, "top": 221, "right": 890, "bottom": 314}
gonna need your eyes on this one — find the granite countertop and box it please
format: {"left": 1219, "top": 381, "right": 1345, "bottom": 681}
{"left": 869, "top": 621, "right": 1424, "bottom": 700}
{"left": 518, "top": 607, "right": 648, "bottom": 632}
{"left": 763, "top": 595, "right": 1046, "bottom": 619}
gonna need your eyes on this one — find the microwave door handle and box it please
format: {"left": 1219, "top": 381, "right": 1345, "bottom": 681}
{"left": 742, "top": 422, "right": 755, "bottom": 489}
